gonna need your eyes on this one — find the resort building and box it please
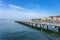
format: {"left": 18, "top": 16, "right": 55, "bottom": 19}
{"left": 41, "top": 17, "right": 49, "bottom": 21}
{"left": 53, "top": 16, "right": 60, "bottom": 21}
{"left": 48, "top": 16, "right": 60, "bottom": 21}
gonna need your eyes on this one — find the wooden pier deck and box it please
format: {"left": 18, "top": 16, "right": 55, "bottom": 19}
{"left": 15, "top": 20, "right": 60, "bottom": 32}
{"left": 17, "top": 20, "right": 60, "bottom": 26}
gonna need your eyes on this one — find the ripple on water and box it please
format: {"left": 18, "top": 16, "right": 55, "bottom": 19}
{"left": 0, "top": 20, "right": 60, "bottom": 40}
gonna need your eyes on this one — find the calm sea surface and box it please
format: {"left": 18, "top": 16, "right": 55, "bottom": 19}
{"left": 0, "top": 20, "right": 60, "bottom": 40}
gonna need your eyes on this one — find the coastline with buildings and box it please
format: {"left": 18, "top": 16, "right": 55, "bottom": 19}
{"left": 15, "top": 15, "right": 60, "bottom": 37}
{"left": 31, "top": 16, "right": 60, "bottom": 21}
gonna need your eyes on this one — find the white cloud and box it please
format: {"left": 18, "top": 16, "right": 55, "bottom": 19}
{"left": 9, "top": 4, "right": 23, "bottom": 10}
{"left": 0, "top": 3, "right": 51, "bottom": 20}
{"left": 0, "top": 1, "right": 7, "bottom": 7}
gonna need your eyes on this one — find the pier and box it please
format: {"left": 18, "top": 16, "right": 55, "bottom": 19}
{"left": 15, "top": 20, "right": 60, "bottom": 32}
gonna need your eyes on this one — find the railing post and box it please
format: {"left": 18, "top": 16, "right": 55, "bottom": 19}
{"left": 42, "top": 24, "right": 45, "bottom": 28}
{"left": 47, "top": 25, "right": 48, "bottom": 29}
{"left": 31, "top": 23, "right": 33, "bottom": 26}
{"left": 40, "top": 24, "right": 41, "bottom": 28}
{"left": 35, "top": 24, "right": 37, "bottom": 27}
{"left": 58, "top": 27, "right": 60, "bottom": 32}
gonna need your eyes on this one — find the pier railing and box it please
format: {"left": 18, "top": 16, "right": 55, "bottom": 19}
{"left": 15, "top": 20, "right": 60, "bottom": 32}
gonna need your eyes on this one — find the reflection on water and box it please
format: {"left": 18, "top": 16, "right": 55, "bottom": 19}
{"left": 0, "top": 20, "right": 60, "bottom": 40}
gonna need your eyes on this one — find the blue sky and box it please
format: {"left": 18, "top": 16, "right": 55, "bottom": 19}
{"left": 0, "top": 0, "right": 60, "bottom": 20}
